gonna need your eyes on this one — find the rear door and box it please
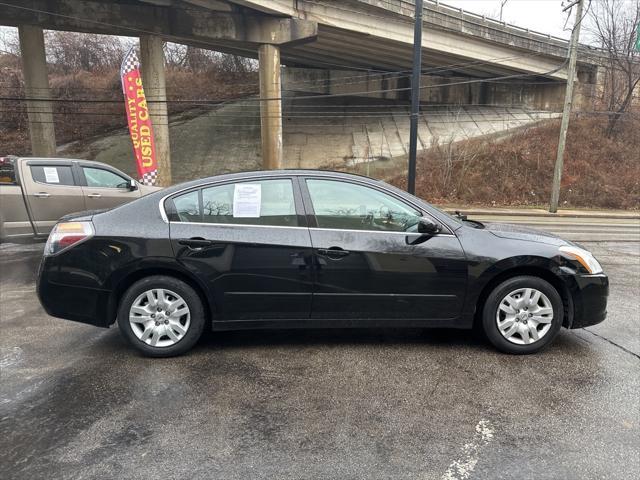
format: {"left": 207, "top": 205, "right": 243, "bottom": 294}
{"left": 300, "top": 177, "right": 468, "bottom": 321}
{"left": 21, "top": 160, "right": 86, "bottom": 235}
{"left": 167, "top": 176, "right": 314, "bottom": 321}
{"left": 79, "top": 164, "right": 140, "bottom": 210}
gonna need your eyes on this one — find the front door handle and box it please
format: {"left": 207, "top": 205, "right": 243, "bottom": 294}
{"left": 33, "top": 192, "right": 50, "bottom": 198}
{"left": 87, "top": 193, "right": 102, "bottom": 198}
{"left": 178, "top": 238, "right": 216, "bottom": 249}
{"left": 317, "top": 247, "right": 350, "bottom": 259}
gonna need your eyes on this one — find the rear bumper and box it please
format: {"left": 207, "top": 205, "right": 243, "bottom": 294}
{"left": 569, "top": 273, "right": 609, "bottom": 329}
{"left": 36, "top": 258, "right": 111, "bottom": 328}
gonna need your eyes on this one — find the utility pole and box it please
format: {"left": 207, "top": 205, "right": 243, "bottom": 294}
{"left": 500, "top": 0, "right": 509, "bottom": 22}
{"left": 407, "top": 0, "right": 424, "bottom": 195}
{"left": 549, "top": 0, "right": 584, "bottom": 213}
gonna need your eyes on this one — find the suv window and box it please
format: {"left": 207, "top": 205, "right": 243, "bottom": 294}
{"left": 30, "top": 165, "right": 76, "bottom": 186}
{"left": 171, "top": 179, "right": 298, "bottom": 227}
{"left": 83, "top": 167, "right": 129, "bottom": 188}
{"left": 306, "top": 179, "right": 421, "bottom": 232}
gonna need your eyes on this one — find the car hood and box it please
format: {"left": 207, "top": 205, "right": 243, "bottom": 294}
{"left": 483, "top": 221, "right": 574, "bottom": 247}
{"left": 139, "top": 185, "right": 163, "bottom": 196}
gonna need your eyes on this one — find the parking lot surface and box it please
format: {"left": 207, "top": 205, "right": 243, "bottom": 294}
{"left": 1, "top": 237, "right": 639, "bottom": 480}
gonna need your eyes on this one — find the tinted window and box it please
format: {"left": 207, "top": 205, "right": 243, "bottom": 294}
{"left": 30, "top": 165, "right": 75, "bottom": 186}
{"left": 173, "top": 190, "right": 200, "bottom": 222}
{"left": 172, "top": 179, "right": 298, "bottom": 227}
{"left": 306, "top": 179, "right": 421, "bottom": 232}
{"left": 83, "top": 167, "right": 129, "bottom": 188}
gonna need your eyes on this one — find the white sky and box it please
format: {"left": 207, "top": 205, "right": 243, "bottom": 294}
{"left": 440, "top": 0, "right": 575, "bottom": 39}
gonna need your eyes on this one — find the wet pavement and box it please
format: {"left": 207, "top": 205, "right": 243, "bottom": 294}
{"left": 1, "top": 240, "right": 638, "bottom": 480}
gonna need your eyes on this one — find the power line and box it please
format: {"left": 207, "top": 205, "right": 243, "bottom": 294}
{"left": 0, "top": 49, "right": 559, "bottom": 95}
{"left": 0, "top": 60, "right": 572, "bottom": 105}
{"left": 4, "top": 111, "right": 628, "bottom": 128}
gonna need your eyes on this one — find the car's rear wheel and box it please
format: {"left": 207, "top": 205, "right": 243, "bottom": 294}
{"left": 117, "top": 275, "right": 205, "bottom": 357}
{"left": 482, "top": 275, "right": 563, "bottom": 354}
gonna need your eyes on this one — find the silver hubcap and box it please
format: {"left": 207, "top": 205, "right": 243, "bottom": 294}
{"left": 129, "top": 288, "right": 190, "bottom": 348}
{"left": 496, "top": 288, "right": 554, "bottom": 345}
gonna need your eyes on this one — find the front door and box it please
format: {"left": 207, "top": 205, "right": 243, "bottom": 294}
{"left": 167, "top": 177, "right": 313, "bottom": 321}
{"left": 301, "top": 177, "right": 467, "bottom": 320}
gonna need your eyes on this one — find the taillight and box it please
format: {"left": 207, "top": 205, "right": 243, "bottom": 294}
{"left": 44, "top": 221, "right": 94, "bottom": 256}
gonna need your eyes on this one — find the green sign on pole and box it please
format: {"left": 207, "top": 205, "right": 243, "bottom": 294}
{"left": 636, "top": 24, "right": 640, "bottom": 51}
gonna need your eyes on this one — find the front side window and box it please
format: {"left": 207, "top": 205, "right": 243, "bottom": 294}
{"left": 171, "top": 179, "right": 298, "bottom": 227}
{"left": 83, "top": 167, "right": 129, "bottom": 188}
{"left": 306, "top": 179, "right": 421, "bottom": 232}
{"left": 30, "top": 165, "right": 75, "bottom": 186}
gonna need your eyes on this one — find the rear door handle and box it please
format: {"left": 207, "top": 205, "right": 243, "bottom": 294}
{"left": 317, "top": 247, "right": 350, "bottom": 259}
{"left": 178, "top": 238, "right": 216, "bottom": 249}
{"left": 33, "top": 192, "right": 50, "bottom": 198}
{"left": 87, "top": 193, "right": 102, "bottom": 198}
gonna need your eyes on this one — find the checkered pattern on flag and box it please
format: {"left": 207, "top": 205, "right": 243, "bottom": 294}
{"left": 141, "top": 169, "right": 158, "bottom": 186}
{"left": 120, "top": 47, "right": 140, "bottom": 88}
{"left": 120, "top": 45, "right": 159, "bottom": 186}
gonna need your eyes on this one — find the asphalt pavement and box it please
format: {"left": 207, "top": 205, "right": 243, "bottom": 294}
{"left": 1, "top": 216, "right": 639, "bottom": 480}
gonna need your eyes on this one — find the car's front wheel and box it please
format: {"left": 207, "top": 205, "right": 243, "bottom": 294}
{"left": 482, "top": 275, "right": 563, "bottom": 354}
{"left": 117, "top": 275, "right": 205, "bottom": 357}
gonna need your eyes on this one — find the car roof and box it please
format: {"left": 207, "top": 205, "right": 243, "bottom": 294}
{"left": 18, "top": 157, "right": 116, "bottom": 168}
{"left": 161, "top": 169, "right": 384, "bottom": 195}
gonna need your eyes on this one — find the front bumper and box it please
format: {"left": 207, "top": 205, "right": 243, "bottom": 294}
{"left": 569, "top": 273, "right": 609, "bottom": 329}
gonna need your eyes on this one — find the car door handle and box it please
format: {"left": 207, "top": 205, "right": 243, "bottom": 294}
{"left": 33, "top": 192, "right": 50, "bottom": 198}
{"left": 178, "top": 238, "right": 216, "bottom": 249}
{"left": 87, "top": 193, "right": 102, "bottom": 198}
{"left": 317, "top": 247, "right": 350, "bottom": 259}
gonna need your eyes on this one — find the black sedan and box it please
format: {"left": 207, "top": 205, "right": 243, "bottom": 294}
{"left": 37, "top": 170, "right": 608, "bottom": 356}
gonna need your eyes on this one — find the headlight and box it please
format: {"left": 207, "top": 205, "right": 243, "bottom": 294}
{"left": 559, "top": 245, "right": 603, "bottom": 274}
{"left": 44, "top": 221, "right": 94, "bottom": 256}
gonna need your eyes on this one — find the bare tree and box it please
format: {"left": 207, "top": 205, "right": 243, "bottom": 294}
{"left": 586, "top": 0, "right": 640, "bottom": 135}
{"left": 45, "top": 31, "right": 126, "bottom": 73}
{"left": 0, "top": 26, "right": 19, "bottom": 56}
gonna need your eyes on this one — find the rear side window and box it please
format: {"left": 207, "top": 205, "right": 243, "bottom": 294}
{"left": 170, "top": 179, "right": 298, "bottom": 227}
{"left": 30, "top": 165, "right": 75, "bottom": 186}
{"left": 0, "top": 158, "right": 17, "bottom": 185}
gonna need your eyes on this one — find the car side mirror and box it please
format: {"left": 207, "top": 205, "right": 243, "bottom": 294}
{"left": 128, "top": 179, "right": 138, "bottom": 191}
{"left": 417, "top": 217, "right": 441, "bottom": 235}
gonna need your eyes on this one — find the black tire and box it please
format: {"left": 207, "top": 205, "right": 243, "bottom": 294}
{"left": 117, "top": 275, "right": 206, "bottom": 357}
{"left": 482, "top": 275, "right": 563, "bottom": 354}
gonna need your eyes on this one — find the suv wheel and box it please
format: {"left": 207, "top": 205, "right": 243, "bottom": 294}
{"left": 482, "top": 275, "right": 563, "bottom": 354}
{"left": 117, "top": 275, "right": 205, "bottom": 357}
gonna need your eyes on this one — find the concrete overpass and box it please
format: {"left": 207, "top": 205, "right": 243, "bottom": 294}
{"left": 0, "top": 0, "right": 600, "bottom": 183}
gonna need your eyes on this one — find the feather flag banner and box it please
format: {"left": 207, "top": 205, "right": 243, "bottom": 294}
{"left": 120, "top": 45, "right": 158, "bottom": 186}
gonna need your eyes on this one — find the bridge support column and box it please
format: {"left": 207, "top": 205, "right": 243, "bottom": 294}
{"left": 258, "top": 44, "right": 283, "bottom": 170}
{"left": 18, "top": 25, "right": 56, "bottom": 157}
{"left": 139, "top": 35, "right": 172, "bottom": 186}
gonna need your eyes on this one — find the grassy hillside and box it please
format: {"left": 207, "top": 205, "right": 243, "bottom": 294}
{"left": 390, "top": 116, "right": 639, "bottom": 210}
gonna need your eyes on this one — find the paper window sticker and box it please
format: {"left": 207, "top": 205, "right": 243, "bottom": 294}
{"left": 43, "top": 167, "right": 60, "bottom": 184}
{"left": 233, "top": 184, "right": 262, "bottom": 218}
